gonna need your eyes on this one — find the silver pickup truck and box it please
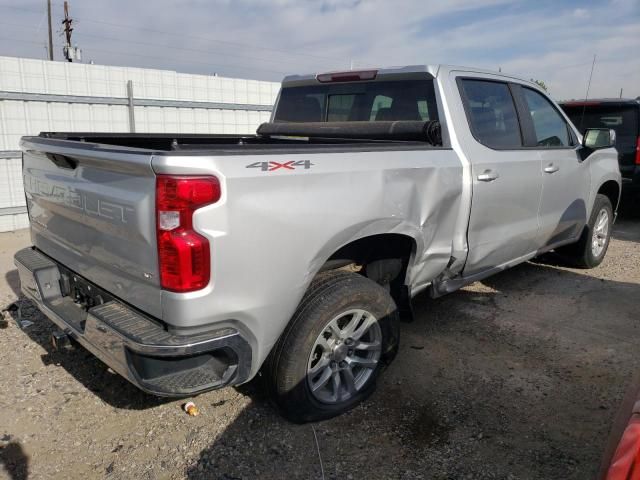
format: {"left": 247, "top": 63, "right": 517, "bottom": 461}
{"left": 15, "top": 65, "right": 621, "bottom": 422}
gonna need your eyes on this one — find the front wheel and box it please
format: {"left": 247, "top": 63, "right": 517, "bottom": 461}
{"left": 264, "top": 270, "right": 399, "bottom": 423}
{"left": 557, "top": 194, "right": 613, "bottom": 268}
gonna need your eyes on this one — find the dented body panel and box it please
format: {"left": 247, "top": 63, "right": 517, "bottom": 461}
{"left": 151, "top": 147, "right": 463, "bottom": 365}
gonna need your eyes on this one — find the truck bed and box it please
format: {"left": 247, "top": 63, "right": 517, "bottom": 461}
{"left": 36, "top": 120, "right": 443, "bottom": 153}
{"left": 20, "top": 120, "right": 449, "bottom": 325}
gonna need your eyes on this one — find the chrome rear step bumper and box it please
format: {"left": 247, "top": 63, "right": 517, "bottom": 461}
{"left": 14, "top": 247, "right": 252, "bottom": 397}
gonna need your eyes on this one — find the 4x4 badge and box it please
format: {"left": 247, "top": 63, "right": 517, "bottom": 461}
{"left": 246, "top": 160, "right": 314, "bottom": 172}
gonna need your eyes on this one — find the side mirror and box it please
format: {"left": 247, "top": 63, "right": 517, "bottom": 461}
{"left": 583, "top": 128, "right": 616, "bottom": 150}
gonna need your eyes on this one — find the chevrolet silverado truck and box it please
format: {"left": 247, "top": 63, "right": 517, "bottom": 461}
{"left": 14, "top": 65, "right": 621, "bottom": 422}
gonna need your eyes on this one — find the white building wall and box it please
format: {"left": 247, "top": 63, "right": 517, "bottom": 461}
{"left": 0, "top": 55, "right": 279, "bottom": 232}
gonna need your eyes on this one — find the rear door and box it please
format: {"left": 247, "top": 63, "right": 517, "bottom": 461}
{"left": 457, "top": 78, "right": 542, "bottom": 276}
{"left": 21, "top": 137, "right": 162, "bottom": 318}
{"left": 517, "top": 87, "right": 589, "bottom": 248}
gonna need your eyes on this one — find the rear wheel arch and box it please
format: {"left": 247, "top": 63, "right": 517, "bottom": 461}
{"left": 259, "top": 233, "right": 416, "bottom": 377}
{"left": 318, "top": 233, "right": 417, "bottom": 320}
{"left": 322, "top": 233, "right": 416, "bottom": 272}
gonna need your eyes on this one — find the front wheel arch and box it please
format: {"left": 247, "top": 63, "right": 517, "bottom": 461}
{"left": 557, "top": 193, "right": 613, "bottom": 268}
{"left": 597, "top": 180, "right": 620, "bottom": 213}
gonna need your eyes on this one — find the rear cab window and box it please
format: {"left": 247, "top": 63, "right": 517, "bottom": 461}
{"left": 274, "top": 79, "right": 439, "bottom": 123}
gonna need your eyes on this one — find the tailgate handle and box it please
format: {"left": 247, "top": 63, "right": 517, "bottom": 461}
{"left": 46, "top": 153, "right": 78, "bottom": 169}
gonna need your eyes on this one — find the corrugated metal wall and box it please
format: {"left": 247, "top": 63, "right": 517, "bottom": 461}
{"left": 0, "top": 55, "right": 279, "bottom": 232}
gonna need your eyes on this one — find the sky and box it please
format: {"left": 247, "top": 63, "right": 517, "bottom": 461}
{"left": 0, "top": 0, "right": 638, "bottom": 100}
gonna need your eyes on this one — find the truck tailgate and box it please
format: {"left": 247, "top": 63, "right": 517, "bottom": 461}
{"left": 21, "top": 137, "right": 162, "bottom": 318}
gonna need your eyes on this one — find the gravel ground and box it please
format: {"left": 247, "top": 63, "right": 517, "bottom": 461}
{"left": 1, "top": 214, "right": 639, "bottom": 480}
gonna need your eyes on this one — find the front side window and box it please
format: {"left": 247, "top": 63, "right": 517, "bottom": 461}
{"left": 460, "top": 79, "right": 522, "bottom": 149}
{"left": 522, "top": 88, "right": 571, "bottom": 147}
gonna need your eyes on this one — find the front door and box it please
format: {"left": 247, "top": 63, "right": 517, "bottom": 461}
{"left": 518, "top": 87, "right": 589, "bottom": 247}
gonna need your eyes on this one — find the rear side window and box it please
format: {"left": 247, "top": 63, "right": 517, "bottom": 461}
{"left": 274, "top": 79, "right": 439, "bottom": 123}
{"left": 459, "top": 79, "right": 522, "bottom": 149}
{"left": 522, "top": 88, "right": 571, "bottom": 147}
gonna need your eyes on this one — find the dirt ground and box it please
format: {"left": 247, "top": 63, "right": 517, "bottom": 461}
{"left": 1, "top": 213, "right": 639, "bottom": 480}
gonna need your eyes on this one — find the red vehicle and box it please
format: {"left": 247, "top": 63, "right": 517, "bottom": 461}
{"left": 601, "top": 374, "right": 640, "bottom": 479}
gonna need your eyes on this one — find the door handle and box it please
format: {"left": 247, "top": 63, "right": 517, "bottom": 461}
{"left": 477, "top": 170, "right": 499, "bottom": 182}
{"left": 544, "top": 164, "right": 560, "bottom": 174}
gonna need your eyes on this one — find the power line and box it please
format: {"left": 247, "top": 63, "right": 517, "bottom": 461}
{"left": 0, "top": 20, "right": 342, "bottom": 74}
{"left": 0, "top": 2, "right": 359, "bottom": 66}
{"left": 70, "top": 28, "right": 337, "bottom": 70}
{"left": 73, "top": 16, "right": 352, "bottom": 64}
{"left": 0, "top": 36, "right": 289, "bottom": 75}
{"left": 0, "top": 35, "right": 293, "bottom": 77}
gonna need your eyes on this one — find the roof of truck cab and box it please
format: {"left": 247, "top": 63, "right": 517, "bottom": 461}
{"left": 281, "top": 64, "right": 538, "bottom": 89}
{"left": 560, "top": 98, "right": 640, "bottom": 107}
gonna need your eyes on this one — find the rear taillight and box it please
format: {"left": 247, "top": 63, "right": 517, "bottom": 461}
{"left": 635, "top": 137, "right": 640, "bottom": 165}
{"left": 156, "top": 175, "right": 221, "bottom": 292}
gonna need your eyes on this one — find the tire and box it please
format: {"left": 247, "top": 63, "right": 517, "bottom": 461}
{"left": 264, "top": 270, "right": 399, "bottom": 423}
{"left": 557, "top": 194, "right": 613, "bottom": 268}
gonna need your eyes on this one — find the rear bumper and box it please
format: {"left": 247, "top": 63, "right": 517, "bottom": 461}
{"left": 13, "top": 247, "right": 252, "bottom": 397}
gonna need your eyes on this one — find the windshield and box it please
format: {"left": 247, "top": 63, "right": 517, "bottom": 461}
{"left": 274, "top": 79, "right": 439, "bottom": 123}
{"left": 562, "top": 104, "right": 639, "bottom": 149}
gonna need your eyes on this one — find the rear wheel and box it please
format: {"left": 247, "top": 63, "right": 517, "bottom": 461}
{"left": 557, "top": 194, "right": 613, "bottom": 268}
{"left": 265, "top": 270, "right": 399, "bottom": 423}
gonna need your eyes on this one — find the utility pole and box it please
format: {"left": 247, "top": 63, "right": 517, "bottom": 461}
{"left": 47, "top": 0, "right": 53, "bottom": 60}
{"left": 61, "top": 1, "right": 79, "bottom": 62}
